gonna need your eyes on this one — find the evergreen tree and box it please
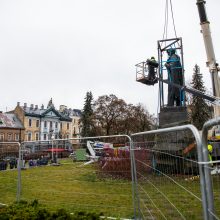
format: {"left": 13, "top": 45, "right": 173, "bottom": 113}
{"left": 80, "top": 91, "right": 94, "bottom": 137}
{"left": 190, "top": 64, "right": 211, "bottom": 130}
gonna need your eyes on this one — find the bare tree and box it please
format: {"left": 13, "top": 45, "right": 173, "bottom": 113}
{"left": 94, "top": 95, "right": 155, "bottom": 135}
{"left": 94, "top": 94, "right": 127, "bottom": 135}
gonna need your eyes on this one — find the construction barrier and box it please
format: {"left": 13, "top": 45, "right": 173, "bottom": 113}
{"left": 131, "top": 125, "right": 207, "bottom": 219}
{"left": 0, "top": 142, "right": 20, "bottom": 204}
{"left": 201, "top": 117, "right": 220, "bottom": 220}
{"left": 1, "top": 121, "right": 220, "bottom": 219}
{"left": 15, "top": 135, "right": 135, "bottom": 219}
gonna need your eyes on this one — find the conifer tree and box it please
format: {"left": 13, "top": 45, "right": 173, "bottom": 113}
{"left": 80, "top": 91, "right": 94, "bottom": 137}
{"left": 190, "top": 64, "right": 211, "bottom": 130}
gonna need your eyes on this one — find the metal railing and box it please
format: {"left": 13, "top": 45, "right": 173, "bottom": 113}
{"left": 0, "top": 142, "right": 21, "bottom": 202}
{"left": 201, "top": 117, "right": 220, "bottom": 220}
{"left": 1, "top": 121, "right": 220, "bottom": 219}
{"left": 131, "top": 124, "right": 207, "bottom": 219}
{"left": 16, "top": 135, "right": 136, "bottom": 219}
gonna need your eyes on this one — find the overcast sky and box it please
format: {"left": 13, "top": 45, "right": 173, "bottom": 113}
{"left": 0, "top": 0, "right": 220, "bottom": 115}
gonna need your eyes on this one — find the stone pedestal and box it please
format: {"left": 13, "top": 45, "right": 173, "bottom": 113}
{"left": 159, "top": 106, "right": 189, "bottom": 128}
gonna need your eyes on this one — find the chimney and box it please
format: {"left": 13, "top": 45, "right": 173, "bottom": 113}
{"left": 17, "top": 102, "right": 20, "bottom": 106}
{"left": 24, "top": 103, "right": 27, "bottom": 109}
{"left": 59, "top": 105, "right": 67, "bottom": 112}
{"left": 41, "top": 104, "right": 44, "bottom": 110}
{"left": 30, "top": 104, "right": 34, "bottom": 110}
{"left": 35, "top": 105, "right": 38, "bottom": 110}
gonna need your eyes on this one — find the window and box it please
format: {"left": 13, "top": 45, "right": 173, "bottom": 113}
{"left": 55, "top": 122, "right": 58, "bottom": 129}
{"left": 66, "top": 134, "right": 69, "bottom": 139}
{"left": 8, "top": 133, "right": 12, "bottom": 141}
{"left": 43, "top": 134, "right": 47, "bottom": 140}
{"left": 73, "top": 127, "right": 76, "bottom": 135}
{"left": 60, "top": 123, "right": 62, "bottom": 129}
{"left": 0, "top": 133, "right": 4, "bottom": 141}
{"left": 67, "top": 123, "right": 69, "bottom": 130}
{"left": 50, "top": 121, "right": 53, "bottom": 129}
{"left": 29, "top": 119, "right": 32, "bottom": 127}
{"left": 44, "top": 121, "right": 47, "bottom": 128}
{"left": 36, "top": 120, "right": 39, "bottom": 128}
{"left": 15, "top": 133, "right": 19, "bottom": 141}
{"left": 28, "top": 132, "right": 32, "bottom": 141}
{"left": 35, "top": 133, "right": 39, "bottom": 141}
{"left": 55, "top": 134, "right": 58, "bottom": 139}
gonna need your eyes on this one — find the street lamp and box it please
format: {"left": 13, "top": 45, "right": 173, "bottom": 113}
{"left": 51, "top": 134, "right": 55, "bottom": 163}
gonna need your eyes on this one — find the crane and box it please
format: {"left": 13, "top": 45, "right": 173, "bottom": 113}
{"left": 196, "top": 0, "right": 220, "bottom": 140}
{"left": 196, "top": 0, "right": 220, "bottom": 117}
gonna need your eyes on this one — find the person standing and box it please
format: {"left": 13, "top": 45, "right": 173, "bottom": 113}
{"left": 145, "top": 57, "right": 159, "bottom": 85}
{"left": 208, "top": 142, "right": 213, "bottom": 166}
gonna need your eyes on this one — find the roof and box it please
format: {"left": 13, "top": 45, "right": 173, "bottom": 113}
{"left": 0, "top": 113, "right": 24, "bottom": 129}
{"left": 22, "top": 107, "right": 45, "bottom": 116}
{"left": 21, "top": 106, "right": 72, "bottom": 122}
{"left": 73, "top": 109, "right": 82, "bottom": 117}
{"left": 62, "top": 108, "right": 82, "bottom": 117}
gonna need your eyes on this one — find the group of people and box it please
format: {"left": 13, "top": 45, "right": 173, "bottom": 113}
{"left": 145, "top": 47, "right": 183, "bottom": 107}
{"left": 0, "top": 157, "right": 17, "bottom": 171}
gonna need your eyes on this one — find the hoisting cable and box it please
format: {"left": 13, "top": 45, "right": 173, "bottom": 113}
{"left": 162, "top": 0, "right": 169, "bottom": 42}
{"left": 159, "top": 0, "right": 169, "bottom": 117}
{"left": 161, "top": 0, "right": 180, "bottom": 45}
{"left": 169, "top": 0, "right": 178, "bottom": 39}
{"left": 158, "top": 0, "right": 180, "bottom": 116}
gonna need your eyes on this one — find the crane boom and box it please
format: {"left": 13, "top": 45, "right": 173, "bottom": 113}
{"left": 196, "top": 0, "right": 220, "bottom": 117}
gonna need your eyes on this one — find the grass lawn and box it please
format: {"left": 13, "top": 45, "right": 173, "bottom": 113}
{"left": 0, "top": 159, "right": 134, "bottom": 219}
{"left": 0, "top": 159, "right": 220, "bottom": 219}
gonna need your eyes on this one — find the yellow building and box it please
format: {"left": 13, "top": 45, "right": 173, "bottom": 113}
{"left": 14, "top": 101, "right": 72, "bottom": 142}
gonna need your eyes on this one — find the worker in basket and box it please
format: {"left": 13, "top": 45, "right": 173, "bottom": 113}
{"left": 145, "top": 56, "right": 159, "bottom": 85}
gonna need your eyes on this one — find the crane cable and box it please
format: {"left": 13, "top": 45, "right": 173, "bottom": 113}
{"left": 162, "top": 0, "right": 169, "bottom": 41}
{"left": 157, "top": 0, "right": 179, "bottom": 122}
{"left": 170, "top": 0, "right": 178, "bottom": 39}
{"left": 162, "top": 0, "right": 179, "bottom": 41}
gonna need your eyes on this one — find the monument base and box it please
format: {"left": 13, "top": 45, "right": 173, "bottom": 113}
{"left": 159, "top": 106, "right": 189, "bottom": 128}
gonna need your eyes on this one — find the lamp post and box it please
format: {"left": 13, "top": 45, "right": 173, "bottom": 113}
{"left": 56, "top": 138, "right": 58, "bottom": 164}
{"left": 51, "top": 134, "right": 55, "bottom": 163}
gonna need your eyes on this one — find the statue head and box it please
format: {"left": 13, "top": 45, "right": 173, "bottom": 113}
{"left": 167, "top": 48, "right": 176, "bottom": 56}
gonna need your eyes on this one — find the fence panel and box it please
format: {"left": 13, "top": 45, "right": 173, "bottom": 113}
{"left": 16, "top": 136, "right": 135, "bottom": 219}
{"left": 131, "top": 125, "right": 206, "bottom": 220}
{"left": 201, "top": 118, "right": 220, "bottom": 220}
{"left": 0, "top": 142, "right": 20, "bottom": 205}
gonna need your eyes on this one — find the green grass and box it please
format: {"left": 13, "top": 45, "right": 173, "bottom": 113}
{"left": 0, "top": 159, "right": 134, "bottom": 219}
{"left": 0, "top": 160, "right": 220, "bottom": 219}
{"left": 136, "top": 174, "right": 220, "bottom": 219}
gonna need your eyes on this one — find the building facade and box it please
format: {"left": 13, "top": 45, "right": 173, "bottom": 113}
{"left": 13, "top": 100, "right": 72, "bottom": 143}
{"left": 0, "top": 112, "right": 25, "bottom": 158}
{"left": 59, "top": 105, "right": 82, "bottom": 141}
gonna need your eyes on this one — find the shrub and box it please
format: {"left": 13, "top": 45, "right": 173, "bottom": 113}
{"left": 0, "top": 200, "right": 102, "bottom": 220}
